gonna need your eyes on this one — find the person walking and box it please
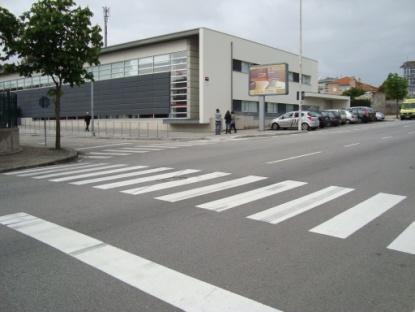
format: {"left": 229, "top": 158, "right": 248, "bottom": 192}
{"left": 84, "top": 112, "right": 91, "bottom": 131}
{"left": 224, "top": 110, "right": 232, "bottom": 134}
{"left": 215, "top": 109, "right": 222, "bottom": 135}
{"left": 230, "top": 111, "right": 237, "bottom": 133}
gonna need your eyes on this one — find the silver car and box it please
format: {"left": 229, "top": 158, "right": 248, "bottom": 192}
{"left": 344, "top": 110, "right": 358, "bottom": 123}
{"left": 271, "top": 111, "right": 320, "bottom": 131}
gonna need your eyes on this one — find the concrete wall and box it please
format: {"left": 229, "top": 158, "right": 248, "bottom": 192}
{"left": 0, "top": 128, "right": 21, "bottom": 155}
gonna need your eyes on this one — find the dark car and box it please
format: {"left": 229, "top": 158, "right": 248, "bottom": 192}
{"left": 349, "top": 106, "right": 376, "bottom": 123}
{"left": 320, "top": 110, "right": 340, "bottom": 127}
{"left": 311, "top": 111, "right": 330, "bottom": 128}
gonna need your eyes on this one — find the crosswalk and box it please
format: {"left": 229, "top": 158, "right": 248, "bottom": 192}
{"left": 79, "top": 141, "right": 216, "bottom": 159}
{"left": 3, "top": 162, "right": 412, "bottom": 255}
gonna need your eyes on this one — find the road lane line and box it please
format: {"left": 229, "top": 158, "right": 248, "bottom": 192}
{"left": 50, "top": 165, "right": 148, "bottom": 182}
{"left": 103, "top": 149, "right": 149, "bottom": 154}
{"left": 94, "top": 169, "right": 200, "bottom": 190}
{"left": 135, "top": 145, "right": 178, "bottom": 149}
{"left": 88, "top": 152, "right": 131, "bottom": 156}
{"left": 248, "top": 186, "right": 353, "bottom": 224}
{"left": 70, "top": 167, "right": 172, "bottom": 185}
{"left": 266, "top": 151, "right": 322, "bottom": 164}
{"left": 81, "top": 156, "right": 113, "bottom": 159}
{"left": 156, "top": 176, "right": 268, "bottom": 202}
{"left": 76, "top": 143, "right": 133, "bottom": 150}
{"left": 120, "top": 147, "right": 163, "bottom": 151}
{"left": 387, "top": 221, "right": 415, "bottom": 255}
{"left": 310, "top": 193, "right": 406, "bottom": 239}
{"left": 18, "top": 163, "right": 108, "bottom": 177}
{"left": 0, "top": 213, "right": 281, "bottom": 312}
{"left": 381, "top": 136, "right": 393, "bottom": 140}
{"left": 197, "top": 181, "right": 306, "bottom": 212}
{"left": 122, "top": 172, "right": 231, "bottom": 195}
{"left": 4, "top": 162, "right": 90, "bottom": 176}
{"left": 344, "top": 143, "right": 360, "bottom": 148}
{"left": 32, "top": 164, "right": 125, "bottom": 179}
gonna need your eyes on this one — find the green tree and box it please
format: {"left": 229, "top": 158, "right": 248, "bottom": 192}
{"left": 383, "top": 73, "right": 408, "bottom": 119}
{"left": 0, "top": 1, "right": 102, "bottom": 149}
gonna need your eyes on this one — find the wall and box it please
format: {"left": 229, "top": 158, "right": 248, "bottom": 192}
{"left": 14, "top": 73, "right": 170, "bottom": 118}
{"left": 0, "top": 128, "right": 21, "bottom": 155}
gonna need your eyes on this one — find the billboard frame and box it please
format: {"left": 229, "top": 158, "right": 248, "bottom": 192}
{"left": 248, "top": 63, "right": 289, "bottom": 96}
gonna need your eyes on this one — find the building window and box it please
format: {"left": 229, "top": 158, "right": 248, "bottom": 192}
{"left": 267, "top": 102, "right": 279, "bottom": 113}
{"left": 302, "top": 74, "right": 311, "bottom": 85}
{"left": 242, "top": 101, "right": 258, "bottom": 113}
{"left": 154, "top": 54, "right": 171, "bottom": 73}
{"left": 139, "top": 57, "right": 153, "bottom": 75}
{"left": 233, "top": 59, "right": 242, "bottom": 72}
{"left": 99, "top": 64, "right": 111, "bottom": 80}
{"left": 289, "top": 72, "right": 300, "bottom": 83}
{"left": 111, "top": 62, "right": 124, "bottom": 79}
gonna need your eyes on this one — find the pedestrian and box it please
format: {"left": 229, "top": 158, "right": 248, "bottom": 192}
{"left": 84, "top": 112, "right": 91, "bottom": 131}
{"left": 230, "top": 111, "right": 237, "bottom": 133}
{"left": 224, "top": 110, "right": 232, "bottom": 134}
{"left": 215, "top": 108, "right": 222, "bottom": 135}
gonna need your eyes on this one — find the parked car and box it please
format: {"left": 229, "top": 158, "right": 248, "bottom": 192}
{"left": 311, "top": 111, "right": 330, "bottom": 128}
{"left": 400, "top": 99, "right": 415, "bottom": 120}
{"left": 375, "top": 111, "right": 385, "bottom": 121}
{"left": 321, "top": 110, "right": 340, "bottom": 127}
{"left": 271, "top": 111, "right": 319, "bottom": 131}
{"left": 348, "top": 106, "right": 376, "bottom": 123}
{"left": 326, "top": 109, "right": 347, "bottom": 124}
{"left": 344, "top": 110, "right": 358, "bottom": 123}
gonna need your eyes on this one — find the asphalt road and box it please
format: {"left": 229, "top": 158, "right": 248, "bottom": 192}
{"left": 1, "top": 120, "right": 414, "bottom": 312}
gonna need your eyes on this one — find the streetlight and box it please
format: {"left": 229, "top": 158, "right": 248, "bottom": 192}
{"left": 90, "top": 72, "right": 95, "bottom": 136}
{"left": 298, "top": 0, "right": 303, "bottom": 132}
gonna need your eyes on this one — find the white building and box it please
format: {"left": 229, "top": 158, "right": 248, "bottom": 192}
{"left": 0, "top": 28, "right": 349, "bottom": 131}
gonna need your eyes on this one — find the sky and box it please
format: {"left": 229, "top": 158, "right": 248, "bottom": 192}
{"left": 2, "top": 0, "right": 415, "bottom": 86}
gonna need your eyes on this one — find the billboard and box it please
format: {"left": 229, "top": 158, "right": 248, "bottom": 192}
{"left": 249, "top": 63, "right": 288, "bottom": 96}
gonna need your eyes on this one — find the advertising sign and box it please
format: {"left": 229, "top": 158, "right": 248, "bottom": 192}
{"left": 249, "top": 63, "right": 288, "bottom": 96}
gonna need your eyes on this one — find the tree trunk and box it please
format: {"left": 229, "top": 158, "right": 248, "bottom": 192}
{"left": 396, "top": 99, "right": 399, "bottom": 119}
{"left": 54, "top": 87, "right": 61, "bottom": 150}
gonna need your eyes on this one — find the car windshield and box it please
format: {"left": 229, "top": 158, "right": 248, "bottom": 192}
{"left": 401, "top": 103, "right": 415, "bottom": 109}
{"left": 308, "top": 112, "right": 319, "bottom": 117}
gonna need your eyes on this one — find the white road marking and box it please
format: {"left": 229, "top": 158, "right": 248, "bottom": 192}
{"left": 70, "top": 167, "right": 172, "bottom": 185}
{"left": 344, "top": 143, "right": 360, "bottom": 148}
{"left": 197, "top": 180, "right": 306, "bottom": 212}
{"left": 88, "top": 152, "right": 131, "bottom": 156}
{"left": 17, "top": 163, "right": 108, "bottom": 177}
{"left": 0, "top": 213, "right": 281, "bottom": 312}
{"left": 32, "top": 164, "right": 126, "bottom": 179}
{"left": 94, "top": 169, "right": 200, "bottom": 190}
{"left": 103, "top": 149, "right": 149, "bottom": 154}
{"left": 387, "top": 221, "right": 415, "bottom": 255}
{"left": 135, "top": 145, "right": 178, "bottom": 149}
{"left": 381, "top": 136, "right": 393, "bottom": 140}
{"left": 81, "top": 155, "right": 113, "bottom": 159}
{"left": 266, "top": 151, "right": 322, "bottom": 164}
{"left": 50, "top": 165, "right": 148, "bottom": 182}
{"left": 122, "top": 172, "right": 231, "bottom": 195}
{"left": 248, "top": 186, "right": 353, "bottom": 224}
{"left": 76, "top": 143, "right": 133, "bottom": 150}
{"left": 121, "top": 147, "right": 163, "bottom": 151}
{"left": 3, "top": 162, "right": 90, "bottom": 176}
{"left": 156, "top": 176, "right": 268, "bottom": 202}
{"left": 310, "top": 193, "right": 406, "bottom": 239}
{"left": 408, "top": 131, "right": 415, "bottom": 135}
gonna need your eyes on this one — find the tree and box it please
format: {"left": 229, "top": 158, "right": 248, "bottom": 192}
{"left": 383, "top": 73, "right": 408, "bottom": 119}
{"left": 0, "top": 0, "right": 102, "bottom": 149}
{"left": 342, "top": 87, "right": 368, "bottom": 107}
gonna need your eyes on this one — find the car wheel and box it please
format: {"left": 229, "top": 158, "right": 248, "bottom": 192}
{"left": 301, "top": 123, "right": 310, "bottom": 131}
{"left": 271, "top": 123, "right": 280, "bottom": 130}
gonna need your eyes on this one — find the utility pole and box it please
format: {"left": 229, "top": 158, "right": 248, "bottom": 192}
{"left": 298, "top": 0, "right": 303, "bottom": 132}
{"left": 103, "top": 6, "right": 110, "bottom": 47}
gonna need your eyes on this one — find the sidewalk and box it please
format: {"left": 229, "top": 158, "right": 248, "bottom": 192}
{"left": 0, "top": 146, "right": 78, "bottom": 173}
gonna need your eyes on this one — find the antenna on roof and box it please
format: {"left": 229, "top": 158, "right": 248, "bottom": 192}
{"left": 103, "top": 6, "right": 110, "bottom": 47}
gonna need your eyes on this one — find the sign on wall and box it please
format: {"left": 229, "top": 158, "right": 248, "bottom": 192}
{"left": 249, "top": 63, "right": 289, "bottom": 96}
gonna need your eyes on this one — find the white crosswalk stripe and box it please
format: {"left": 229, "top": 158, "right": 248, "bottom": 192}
{"left": 50, "top": 165, "right": 148, "bottom": 182}
{"left": 248, "top": 186, "right": 353, "bottom": 224}
{"left": 70, "top": 167, "right": 172, "bottom": 185}
{"left": 103, "top": 149, "right": 149, "bottom": 154}
{"left": 0, "top": 213, "right": 281, "bottom": 312}
{"left": 94, "top": 169, "right": 200, "bottom": 190}
{"left": 88, "top": 152, "right": 131, "bottom": 156}
{"left": 121, "top": 172, "right": 231, "bottom": 195}
{"left": 387, "top": 221, "right": 415, "bottom": 255}
{"left": 32, "top": 164, "right": 126, "bottom": 179}
{"left": 120, "top": 147, "right": 163, "bottom": 151}
{"left": 3, "top": 162, "right": 90, "bottom": 176}
{"left": 135, "top": 145, "right": 178, "bottom": 149}
{"left": 81, "top": 155, "right": 113, "bottom": 159}
{"left": 310, "top": 193, "right": 406, "bottom": 239}
{"left": 197, "top": 180, "right": 307, "bottom": 212}
{"left": 17, "top": 163, "right": 108, "bottom": 177}
{"left": 156, "top": 176, "right": 268, "bottom": 203}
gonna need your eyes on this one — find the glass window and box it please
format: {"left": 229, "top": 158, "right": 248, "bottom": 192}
{"left": 4, "top": 81, "right": 11, "bottom": 89}
{"left": 124, "top": 59, "right": 138, "bottom": 77}
{"left": 154, "top": 54, "right": 170, "bottom": 67}
{"left": 171, "top": 51, "right": 187, "bottom": 59}
{"left": 241, "top": 101, "right": 258, "bottom": 113}
{"left": 90, "top": 66, "right": 99, "bottom": 80}
{"left": 0, "top": 81, "right": 4, "bottom": 91}
{"left": 139, "top": 57, "right": 153, "bottom": 75}
{"left": 40, "top": 75, "right": 50, "bottom": 86}
{"left": 111, "top": 62, "right": 124, "bottom": 78}
{"left": 32, "top": 76, "right": 40, "bottom": 87}
{"left": 99, "top": 64, "right": 111, "bottom": 80}
{"left": 17, "top": 79, "right": 25, "bottom": 89}
{"left": 241, "top": 62, "right": 250, "bottom": 74}
{"left": 302, "top": 74, "right": 311, "bottom": 85}
{"left": 24, "top": 77, "right": 32, "bottom": 88}
{"left": 289, "top": 72, "right": 300, "bottom": 82}
{"left": 233, "top": 60, "right": 242, "bottom": 72}
{"left": 10, "top": 80, "right": 17, "bottom": 90}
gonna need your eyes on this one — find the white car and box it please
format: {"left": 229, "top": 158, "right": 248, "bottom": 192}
{"left": 344, "top": 110, "right": 358, "bottom": 123}
{"left": 271, "top": 111, "right": 320, "bottom": 131}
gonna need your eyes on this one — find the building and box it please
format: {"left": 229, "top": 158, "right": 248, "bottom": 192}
{"left": 0, "top": 28, "right": 349, "bottom": 131}
{"left": 321, "top": 76, "right": 378, "bottom": 96}
{"left": 401, "top": 61, "right": 415, "bottom": 97}
{"left": 318, "top": 77, "right": 337, "bottom": 94}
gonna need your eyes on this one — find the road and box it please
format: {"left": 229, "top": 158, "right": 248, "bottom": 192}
{"left": 1, "top": 120, "right": 414, "bottom": 312}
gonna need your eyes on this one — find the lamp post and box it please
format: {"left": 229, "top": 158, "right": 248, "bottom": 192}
{"left": 298, "top": 0, "right": 303, "bottom": 132}
{"left": 90, "top": 74, "right": 95, "bottom": 136}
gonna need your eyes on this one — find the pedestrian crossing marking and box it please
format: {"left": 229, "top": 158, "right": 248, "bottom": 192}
{"left": 81, "top": 155, "right": 113, "bottom": 159}
{"left": 103, "top": 149, "right": 149, "bottom": 154}
{"left": 387, "top": 221, "right": 415, "bottom": 255}
{"left": 70, "top": 167, "right": 173, "bottom": 185}
{"left": 94, "top": 169, "right": 200, "bottom": 190}
{"left": 310, "top": 193, "right": 406, "bottom": 239}
{"left": 155, "top": 176, "right": 268, "bottom": 203}
{"left": 4, "top": 162, "right": 91, "bottom": 176}
{"left": 88, "top": 152, "right": 131, "bottom": 156}
{"left": 121, "top": 172, "right": 231, "bottom": 195}
{"left": 248, "top": 186, "right": 353, "bottom": 224}
{"left": 32, "top": 164, "right": 126, "bottom": 179}
{"left": 50, "top": 165, "right": 148, "bottom": 182}
{"left": 0, "top": 212, "right": 281, "bottom": 312}
{"left": 120, "top": 147, "right": 163, "bottom": 151}
{"left": 197, "top": 180, "right": 307, "bottom": 212}
{"left": 18, "top": 163, "right": 108, "bottom": 177}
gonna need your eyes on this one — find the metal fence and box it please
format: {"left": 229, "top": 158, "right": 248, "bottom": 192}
{"left": 0, "top": 91, "right": 18, "bottom": 128}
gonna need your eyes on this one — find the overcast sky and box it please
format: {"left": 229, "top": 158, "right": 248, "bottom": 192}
{"left": 3, "top": 0, "right": 414, "bottom": 86}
